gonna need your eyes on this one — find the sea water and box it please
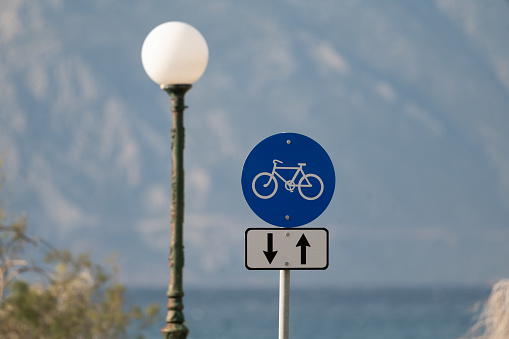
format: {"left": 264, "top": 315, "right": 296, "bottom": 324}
{"left": 126, "top": 286, "right": 489, "bottom": 339}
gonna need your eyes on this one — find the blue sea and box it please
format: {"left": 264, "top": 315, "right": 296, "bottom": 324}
{"left": 126, "top": 286, "right": 490, "bottom": 339}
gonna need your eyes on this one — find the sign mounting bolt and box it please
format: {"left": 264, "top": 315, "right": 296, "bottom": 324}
{"left": 287, "top": 140, "right": 291, "bottom": 144}
{"left": 285, "top": 215, "right": 290, "bottom": 220}
{"left": 285, "top": 262, "right": 289, "bottom": 266}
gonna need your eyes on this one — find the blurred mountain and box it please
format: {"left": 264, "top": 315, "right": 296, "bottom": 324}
{"left": 1, "top": 0, "right": 508, "bottom": 287}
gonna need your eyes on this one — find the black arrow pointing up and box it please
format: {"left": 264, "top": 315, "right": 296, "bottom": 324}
{"left": 263, "top": 233, "right": 278, "bottom": 264}
{"left": 296, "top": 234, "right": 311, "bottom": 265}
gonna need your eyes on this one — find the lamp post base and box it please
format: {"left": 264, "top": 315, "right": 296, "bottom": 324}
{"left": 161, "top": 323, "right": 189, "bottom": 339}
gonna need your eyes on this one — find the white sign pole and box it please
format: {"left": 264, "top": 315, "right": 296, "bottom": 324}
{"left": 278, "top": 269, "right": 290, "bottom": 339}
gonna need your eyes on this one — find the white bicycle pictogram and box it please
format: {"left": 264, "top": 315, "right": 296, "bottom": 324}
{"left": 252, "top": 159, "right": 324, "bottom": 200}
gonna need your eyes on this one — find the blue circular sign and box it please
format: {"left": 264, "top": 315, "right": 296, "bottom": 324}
{"left": 241, "top": 133, "right": 335, "bottom": 227}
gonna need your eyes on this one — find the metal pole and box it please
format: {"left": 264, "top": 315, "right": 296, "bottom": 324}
{"left": 161, "top": 84, "right": 192, "bottom": 339}
{"left": 279, "top": 269, "right": 290, "bottom": 339}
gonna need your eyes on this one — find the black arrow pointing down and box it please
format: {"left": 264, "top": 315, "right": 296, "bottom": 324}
{"left": 296, "top": 234, "right": 311, "bottom": 265}
{"left": 263, "top": 233, "right": 278, "bottom": 264}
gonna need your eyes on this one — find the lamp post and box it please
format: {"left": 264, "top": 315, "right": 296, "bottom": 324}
{"left": 141, "top": 21, "right": 209, "bottom": 339}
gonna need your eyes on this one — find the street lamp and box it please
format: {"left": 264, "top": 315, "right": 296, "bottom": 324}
{"left": 141, "top": 21, "right": 208, "bottom": 339}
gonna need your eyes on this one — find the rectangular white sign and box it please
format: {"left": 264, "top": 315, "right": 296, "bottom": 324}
{"left": 245, "top": 228, "right": 329, "bottom": 270}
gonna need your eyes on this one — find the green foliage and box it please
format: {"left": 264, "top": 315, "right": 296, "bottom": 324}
{"left": 0, "top": 162, "right": 160, "bottom": 338}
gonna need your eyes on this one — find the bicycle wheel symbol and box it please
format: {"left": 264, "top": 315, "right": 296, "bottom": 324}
{"left": 252, "top": 172, "right": 278, "bottom": 199}
{"left": 297, "top": 174, "right": 323, "bottom": 200}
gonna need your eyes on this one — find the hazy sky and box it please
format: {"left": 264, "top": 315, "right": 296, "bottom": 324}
{"left": 1, "top": 0, "right": 508, "bottom": 287}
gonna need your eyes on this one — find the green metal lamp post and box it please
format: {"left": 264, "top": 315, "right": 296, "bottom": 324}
{"left": 141, "top": 21, "right": 209, "bottom": 339}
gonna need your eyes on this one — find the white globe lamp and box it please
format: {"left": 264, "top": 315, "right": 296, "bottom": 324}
{"left": 142, "top": 21, "right": 209, "bottom": 87}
